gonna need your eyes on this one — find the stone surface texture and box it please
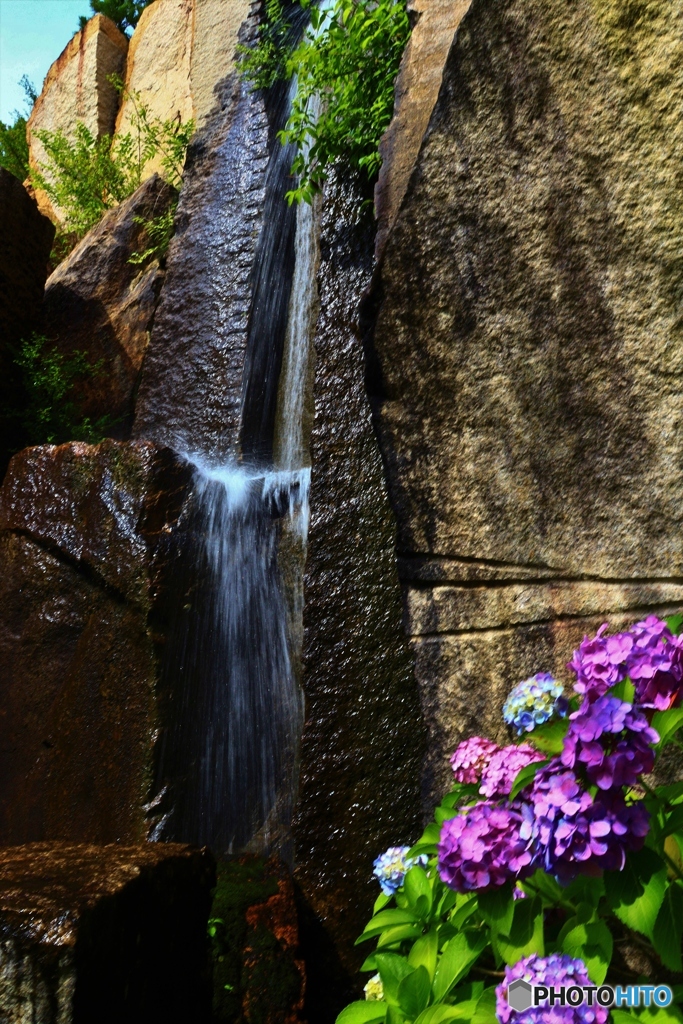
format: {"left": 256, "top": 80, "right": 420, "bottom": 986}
{"left": 294, "top": 174, "right": 424, "bottom": 1007}
{"left": 369, "top": 0, "right": 683, "bottom": 801}
{"left": 0, "top": 842, "right": 214, "bottom": 1024}
{"left": 114, "top": 0, "right": 194, "bottom": 180}
{"left": 0, "top": 169, "right": 55, "bottom": 476}
{"left": 0, "top": 440, "right": 192, "bottom": 844}
{"left": 191, "top": 0, "right": 253, "bottom": 127}
{"left": 27, "top": 15, "right": 128, "bottom": 224}
{"left": 132, "top": 6, "right": 272, "bottom": 461}
{"left": 43, "top": 174, "right": 176, "bottom": 437}
{"left": 374, "top": 0, "right": 472, "bottom": 259}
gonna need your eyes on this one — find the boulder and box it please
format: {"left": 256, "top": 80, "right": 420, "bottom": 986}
{"left": 0, "top": 440, "right": 193, "bottom": 844}
{"left": 374, "top": 0, "right": 472, "bottom": 258}
{"left": 369, "top": 0, "right": 683, "bottom": 799}
{"left": 27, "top": 15, "right": 128, "bottom": 224}
{"left": 0, "top": 842, "right": 214, "bottom": 1024}
{"left": 114, "top": 0, "right": 253, "bottom": 179}
{"left": 43, "top": 174, "right": 177, "bottom": 438}
{"left": 0, "top": 169, "right": 55, "bottom": 476}
{"left": 293, "top": 174, "right": 424, "bottom": 1007}
{"left": 114, "top": 0, "right": 194, "bottom": 180}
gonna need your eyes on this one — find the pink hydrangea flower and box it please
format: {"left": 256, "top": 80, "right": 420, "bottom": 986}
{"left": 450, "top": 736, "right": 499, "bottom": 784}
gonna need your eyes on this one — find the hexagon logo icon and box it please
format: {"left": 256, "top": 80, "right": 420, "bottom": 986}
{"left": 507, "top": 979, "right": 533, "bottom": 1012}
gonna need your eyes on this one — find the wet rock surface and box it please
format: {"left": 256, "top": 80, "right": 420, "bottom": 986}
{"left": 43, "top": 175, "right": 176, "bottom": 437}
{"left": 132, "top": 9, "right": 271, "bottom": 462}
{"left": 0, "top": 841, "right": 214, "bottom": 1024}
{"left": 0, "top": 170, "right": 55, "bottom": 476}
{"left": 0, "top": 440, "right": 192, "bottom": 844}
{"left": 27, "top": 15, "right": 128, "bottom": 224}
{"left": 294, "top": 174, "right": 424, "bottom": 1017}
{"left": 370, "top": 0, "right": 683, "bottom": 797}
{"left": 210, "top": 857, "right": 304, "bottom": 1024}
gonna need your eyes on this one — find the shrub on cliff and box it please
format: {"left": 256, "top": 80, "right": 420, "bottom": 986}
{"left": 239, "top": 0, "right": 410, "bottom": 203}
{"left": 79, "top": 0, "right": 153, "bottom": 33}
{"left": 337, "top": 614, "right": 683, "bottom": 1024}
{"left": 0, "top": 76, "right": 37, "bottom": 182}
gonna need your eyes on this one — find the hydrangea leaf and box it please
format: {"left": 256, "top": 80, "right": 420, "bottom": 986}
{"left": 336, "top": 1000, "right": 387, "bottom": 1024}
{"left": 375, "top": 925, "right": 423, "bottom": 950}
{"left": 397, "top": 964, "right": 430, "bottom": 1018}
{"left": 660, "top": 807, "right": 683, "bottom": 840}
{"left": 432, "top": 931, "right": 487, "bottom": 1002}
{"left": 404, "top": 866, "right": 432, "bottom": 918}
{"left": 494, "top": 896, "right": 544, "bottom": 966}
{"left": 604, "top": 846, "right": 667, "bottom": 939}
{"left": 652, "top": 881, "right": 683, "bottom": 971}
{"left": 374, "top": 893, "right": 392, "bottom": 914}
{"left": 408, "top": 930, "right": 438, "bottom": 981}
{"left": 471, "top": 987, "right": 497, "bottom": 1024}
{"left": 652, "top": 708, "right": 683, "bottom": 748}
{"left": 408, "top": 823, "right": 441, "bottom": 858}
{"left": 449, "top": 895, "right": 478, "bottom": 930}
{"left": 557, "top": 917, "right": 612, "bottom": 984}
{"left": 610, "top": 677, "right": 636, "bottom": 702}
{"left": 414, "top": 1001, "right": 478, "bottom": 1024}
{"left": 521, "top": 869, "right": 564, "bottom": 905}
{"left": 665, "top": 613, "right": 683, "bottom": 636}
{"left": 509, "top": 759, "right": 549, "bottom": 799}
{"left": 356, "top": 909, "right": 418, "bottom": 942}
{"left": 524, "top": 718, "right": 569, "bottom": 755}
{"left": 375, "top": 952, "right": 415, "bottom": 1006}
{"left": 361, "top": 955, "right": 378, "bottom": 972}
{"left": 477, "top": 884, "right": 514, "bottom": 935}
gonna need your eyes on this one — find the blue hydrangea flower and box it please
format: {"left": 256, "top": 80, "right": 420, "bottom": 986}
{"left": 373, "top": 846, "right": 429, "bottom": 895}
{"left": 503, "top": 672, "right": 567, "bottom": 735}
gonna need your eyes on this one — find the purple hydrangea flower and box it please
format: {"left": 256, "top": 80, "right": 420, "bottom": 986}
{"left": 567, "top": 624, "right": 628, "bottom": 702}
{"left": 450, "top": 736, "right": 500, "bottom": 784}
{"left": 496, "top": 953, "right": 609, "bottom": 1024}
{"left": 480, "top": 744, "right": 545, "bottom": 798}
{"left": 373, "top": 846, "right": 429, "bottom": 896}
{"left": 560, "top": 696, "right": 658, "bottom": 790}
{"left": 530, "top": 763, "right": 649, "bottom": 882}
{"left": 503, "top": 673, "right": 567, "bottom": 734}
{"left": 438, "top": 801, "right": 536, "bottom": 892}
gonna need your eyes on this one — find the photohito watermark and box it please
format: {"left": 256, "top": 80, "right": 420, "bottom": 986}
{"left": 507, "top": 980, "right": 673, "bottom": 1013}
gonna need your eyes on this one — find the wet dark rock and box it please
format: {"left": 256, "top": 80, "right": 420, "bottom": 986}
{"left": 294, "top": 173, "right": 424, "bottom": 1013}
{"left": 210, "top": 857, "right": 304, "bottom": 1024}
{"left": 0, "top": 440, "right": 193, "bottom": 844}
{"left": 369, "top": 0, "right": 683, "bottom": 798}
{"left": 43, "top": 175, "right": 176, "bottom": 438}
{"left": 0, "top": 169, "right": 55, "bottom": 475}
{"left": 0, "top": 841, "right": 214, "bottom": 1024}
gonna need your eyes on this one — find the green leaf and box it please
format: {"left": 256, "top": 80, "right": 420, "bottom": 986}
{"left": 557, "top": 916, "right": 612, "bottom": 984}
{"left": 652, "top": 881, "right": 683, "bottom": 971}
{"left": 357, "top": 909, "right": 418, "bottom": 942}
{"left": 561, "top": 872, "right": 605, "bottom": 908}
{"left": 510, "top": 759, "right": 549, "bottom": 799}
{"left": 375, "top": 953, "right": 415, "bottom": 1006}
{"left": 409, "top": 824, "right": 441, "bottom": 858}
{"left": 495, "top": 897, "right": 544, "bottom": 967}
{"left": 653, "top": 708, "right": 683, "bottom": 748}
{"left": 374, "top": 893, "right": 392, "bottom": 914}
{"left": 404, "top": 867, "right": 432, "bottom": 918}
{"left": 450, "top": 896, "right": 479, "bottom": 930}
{"left": 414, "top": 1003, "right": 477, "bottom": 1024}
{"left": 336, "top": 1001, "right": 387, "bottom": 1024}
{"left": 521, "top": 869, "right": 564, "bottom": 905}
{"left": 525, "top": 717, "right": 569, "bottom": 754}
{"left": 397, "top": 965, "right": 431, "bottom": 1019}
{"left": 408, "top": 930, "right": 438, "bottom": 981}
{"left": 471, "top": 988, "right": 498, "bottom": 1024}
{"left": 375, "top": 925, "right": 424, "bottom": 949}
{"left": 386, "top": 1008, "right": 405, "bottom": 1024}
{"left": 666, "top": 614, "right": 683, "bottom": 636}
{"left": 604, "top": 847, "right": 667, "bottom": 939}
{"left": 611, "top": 1013, "right": 639, "bottom": 1023}
{"left": 477, "top": 885, "right": 514, "bottom": 935}
{"left": 610, "top": 677, "right": 636, "bottom": 702}
{"left": 432, "top": 931, "right": 487, "bottom": 1002}
{"left": 657, "top": 782, "right": 683, "bottom": 806}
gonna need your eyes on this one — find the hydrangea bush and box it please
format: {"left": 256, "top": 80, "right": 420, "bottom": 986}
{"left": 336, "top": 614, "right": 683, "bottom": 1024}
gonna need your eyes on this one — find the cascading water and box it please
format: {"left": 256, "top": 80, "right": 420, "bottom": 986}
{"left": 150, "top": 56, "right": 320, "bottom": 857}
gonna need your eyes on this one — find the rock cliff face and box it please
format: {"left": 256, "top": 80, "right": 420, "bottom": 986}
{"left": 43, "top": 174, "right": 176, "bottom": 437}
{"left": 0, "top": 440, "right": 192, "bottom": 844}
{"left": 369, "top": 0, "right": 683, "bottom": 799}
{"left": 0, "top": 842, "right": 214, "bottom": 1024}
{"left": 27, "top": 15, "right": 128, "bottom": 224}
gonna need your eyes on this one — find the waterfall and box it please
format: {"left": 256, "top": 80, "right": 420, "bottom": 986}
{"left": 150, "top": 76, "right": 320, "bottom": 858}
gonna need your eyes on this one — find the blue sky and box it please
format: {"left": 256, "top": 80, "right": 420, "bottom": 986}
{"left": 0, "top": 1, "right": 93, "bottom": 122}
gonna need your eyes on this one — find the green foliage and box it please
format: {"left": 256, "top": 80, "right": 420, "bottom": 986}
{"left": 31, "top": 80, "right": 193, "bottom": 259}
{"left": 0, "top": 76, "right": 37, "bottom": 182}
{"left": 128, "top": 202, "right": 178, "bottom": 266}
{"left": 85, "top": 0, "right": 153, "bottom": 33}
{"left": 8, "top": 334, "right": 113, "bottom": 446}
{"left": 239, "top": 0, "right": 410, "bottom": 203}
